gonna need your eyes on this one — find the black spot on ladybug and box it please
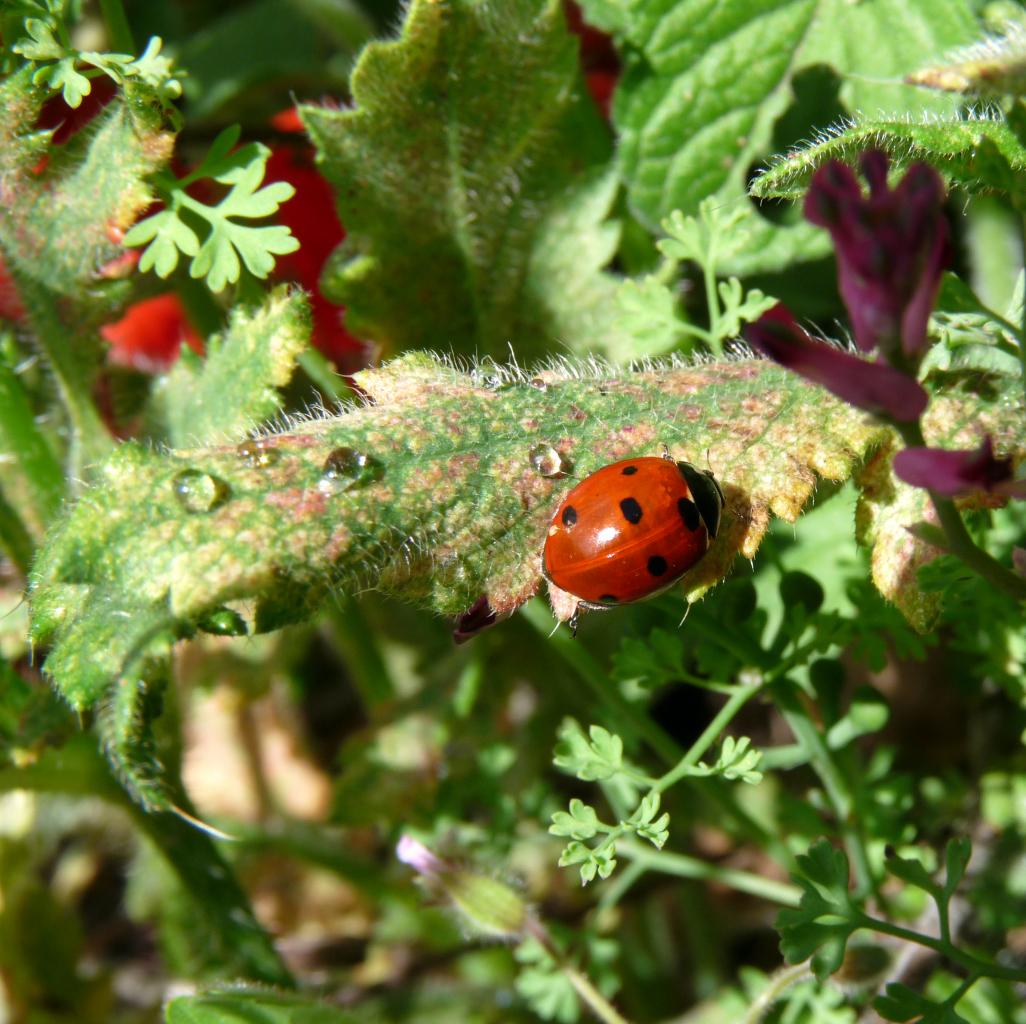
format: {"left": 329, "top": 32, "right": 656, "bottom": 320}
{"left": 599, "top": 594, "right": 619, "bottom": 604}
{"left": 678, "top": 497, "right": 700, "bottom": 531}
{"left": 620, "top": 497, "right": 643, "bottom": 524}
{"left": 562, "top": 505, "right": 578, "bottom": 527}
{"left": 647, "top": 555, "right": 668, "bottom": 577}
{"left": 621, "top": 465, "right": 638, "bottom": 475}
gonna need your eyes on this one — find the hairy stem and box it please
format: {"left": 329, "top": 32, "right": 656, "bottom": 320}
{"left": 776, "top": 686, "right": 876, "bottom": 900}
{"left": 619, "top": 839, "right": 801, "bottom": 906}
{"left": 525, "top": 919, "right": 634, "bottom": 1024}
{"left": 98, "top": 0, "right": 136, "bottom": 54}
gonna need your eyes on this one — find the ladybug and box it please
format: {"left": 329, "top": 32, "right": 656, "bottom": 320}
{"left": 542, "top": 451, "right": 725, "bottom": 611}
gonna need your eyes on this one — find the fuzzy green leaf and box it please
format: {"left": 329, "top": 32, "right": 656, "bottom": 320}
{"left": 0, "top": 68, "right": 175, "bottom": 475}
{"left": 608, "top": 0, "right": 976, "bottom": 272}
{"left": 31, "top": 353, "right": 897, "bottom": 713}
{"left": 751, "top": 112, "right": 1026, "bottom": 203}
{"left": 302, "top": 0, "right": 627, "bottom": 359}
{"left": 148, "top": 287, "right": 310, "bottom": 447}
{"left": 0, "top": 735, "right": 291, "bottom": 985}
{"left": 166, "top": 990, "right": 356, "bottom": 1023}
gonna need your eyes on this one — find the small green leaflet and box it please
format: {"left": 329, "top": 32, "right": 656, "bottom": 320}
{"left": 124, "top": 126, "right": 299, "bottom": 293}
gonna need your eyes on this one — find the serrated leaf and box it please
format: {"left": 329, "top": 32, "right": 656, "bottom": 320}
{"left": 31, "top": 354, "right": 899, "bottom": 711}
{"left": 301, "top": 0, "right": 628, "bottom": 359}
{"left": 608, "top": 0, "right": 976, "bottom": 272}
{"left": 148, "top": 287, "right": 309, "bottom": 446}
{"left": 166, "top": 989, "right": 357, "bottom": 1023}
{"left": 855, "top": 376, "right": 1026, "bottom": 631}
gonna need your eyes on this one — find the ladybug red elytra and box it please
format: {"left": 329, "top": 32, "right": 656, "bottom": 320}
{"left": 542, "top": 451, "right": 724, "bottom": 610}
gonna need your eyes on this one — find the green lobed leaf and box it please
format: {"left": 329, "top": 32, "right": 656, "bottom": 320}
{"left": 606, "top": 0, "right": 976, "bottom": 273}
{"left": 147, "top": 287, "right": 310, "bottom": 447}
{"left": 31, "top": 353, "right": 898, "bottom": 712}
{"left": 553, "top": 720, "right": 626, "bottom": 781}
{"left": 301, "top": 0, "right": 628, "bottom": 359}
{"left": 776, "top": 839, "right": 860, "bottom": 981}
{"left": 875, "top": 982, "right": 970, "bottom": 1024}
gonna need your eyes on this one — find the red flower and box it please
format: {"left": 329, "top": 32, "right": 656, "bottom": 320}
{"left": 0, "top": 257, "right": 26, "bottom": 323}
{"left": 743, "top": 303, "right": 928, "bottom": 422}
{"left": 564, "top": 2, "right": 620, "bottom": 118}
{"left": 264, "top": 112, "right": 371, "bottom": 372}
{"left": 100, "top": 293, "right": 202, "bottom": 373}
{"left": 805, "top": 151, "right": 949, "bottom": 361}
{"left": 893, "top": 436, "right": 1026, "bottom": 498}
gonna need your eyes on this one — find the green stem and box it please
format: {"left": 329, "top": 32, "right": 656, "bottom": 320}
{"left": 597, "top": 859, "right": 646, "bottom": 912}
{"left": 98, "top": 0, "right": 135, "bottom": 54}
{"left": 0, "top": 359, "right": 64, "bottom": 533}
{"left": 742, "top": 961, "right": 813, "bottom": 1024}
{"left": 777, "top": 689, "right": 875, "bottom": 900}
{"left": 0, "top": 735, "right": 292, "bottom": 985}
{"left": 619, "top": 839, "right": 801, "bottom": 906}
{"left": 0, "top": 486, "right": 33, "bottom": 573}
{"left": 858, "top": 913, "right": 1026, "bottom": 984}
{"left": 653, "top": 682, "right": 761, "bottom": 793}
{"left": 523, "top": 601, "right": 792, "bottom": 869}
{"left": 895, "top": 420, "right": 1026, "bottom": 602}
{"left": 328, "top": 596, "right": 396, "bottom": 711}
{"left": 525, "top": 919, "right": 634, "bottom": 1024}
{"left": 8, "top": 268, "right": 113, "bottom": 485}
{"left": 521, "top": 599, "right": 683, "bottom": 767}
{"left": 1019, "top": 212, "right": 1026, "bottom": 407}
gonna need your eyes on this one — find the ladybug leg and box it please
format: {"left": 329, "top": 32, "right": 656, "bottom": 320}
{"left": 660, "top": 443, "right": 673, "bottom": 462}
{"left": 568, "top": 608, "right": 580, "bottom": 638}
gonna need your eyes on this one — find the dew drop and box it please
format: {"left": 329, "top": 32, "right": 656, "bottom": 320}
{"left": 237, "top": 439, "right": 278, "bottom": 468}
{"left": 198, "top": 607, "right": 248, "bottom": 636}
{"left": 529, "top": 377, "right": 548, "bottom": 391}
{"left": 172, "top": 469, "right": 229, "bottom": 513}
{"left": 318, "top": 446, "right": 384, "bottom": 494}
{"left": 529, "top": 443, "right": 569, "bottom": 478}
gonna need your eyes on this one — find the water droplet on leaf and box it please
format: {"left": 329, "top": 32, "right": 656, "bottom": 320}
{"left": 529, "top": 377, "right": 548, "bottom": 391}
{"left": 198, "top": 607, "right": 248, "bottom": 636}
{"left": 318, "top": 446, "right": 384, "bottom": 494}
{"left": 529, "top": 444, "right": 569, "bottom": 478}
{"left": 237, "top": 439, "right": 278, "bottom": 467}
{"left": 172, "top": 469, "right": 229, "bottom": 512}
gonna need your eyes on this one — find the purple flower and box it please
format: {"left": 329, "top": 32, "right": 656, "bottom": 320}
{"left": 743, "top": 304, "right": 929, "bottom": 421}
{"left": 893, "top": 436, "right": 1026, "bottom": 498}
{"left": 805, "top": 150, "right": 949, "bottom": 360}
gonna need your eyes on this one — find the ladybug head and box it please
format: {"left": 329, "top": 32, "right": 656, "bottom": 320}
{"left": 677, "top": 462, "right": 725, "bottom": 540}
